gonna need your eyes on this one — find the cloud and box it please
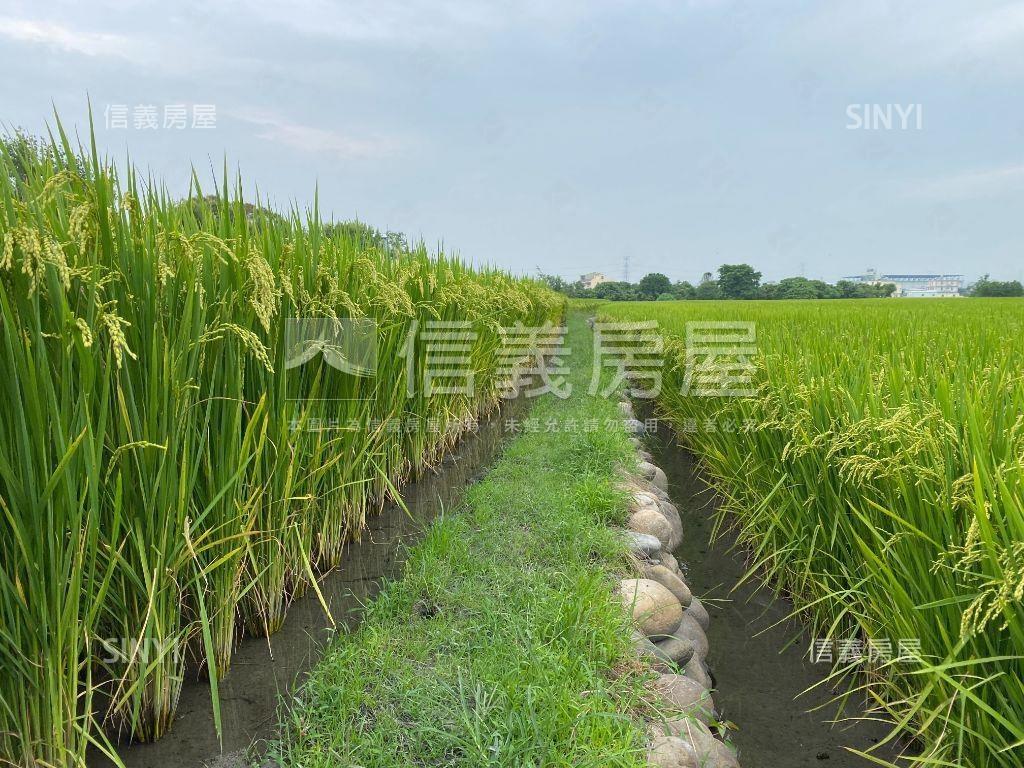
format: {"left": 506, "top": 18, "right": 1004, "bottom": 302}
{"left": 900, "top": 163, "right": 1024, "bottom": 201}
{"left": 965, "top": 2, "right": 1024, "bottom": 52}
{"left": 210, "top": 0, "right": 502, "bottom": 46}
{"left": 231, "top": 108, "right": 404, "bottom": 159}
{"left": 0, "top": 16, "right": 145, "bottom": 60}
{"left": 215, "top": 0, "right": 657, "bottom": 48}
{"left": 787, "top": 0, "right": 1024, "bottom": 79}
{"left": 0, "top": 11, "right": 269, "bottom": 75}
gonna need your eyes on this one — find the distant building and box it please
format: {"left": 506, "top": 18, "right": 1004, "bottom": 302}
{"left": 845, "top": 269, "right": 963, "bottom": 298}
{"left": 579, "top": 272, "right": 609, "bottom": 289}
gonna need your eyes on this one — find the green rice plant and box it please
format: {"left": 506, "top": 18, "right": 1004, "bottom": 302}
{"left": 601, "top": 298, "right": 1024, "bottom": 768}
{"left": 0, "top": 146, "right": 108, "bottom": 766}
{"left": 0, "top": 117, "right": 563, "bottom": 766}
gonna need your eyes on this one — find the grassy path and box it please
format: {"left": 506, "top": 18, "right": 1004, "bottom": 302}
{"left": 268, "top": 314, "right": 649, "bottom": 767}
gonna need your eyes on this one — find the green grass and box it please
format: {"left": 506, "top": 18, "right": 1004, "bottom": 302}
{"left": 268, "top": 314, "right": 650, "bottom": 768}
{"left": 600, "top": 298, "right": 1024, "bottom": 768}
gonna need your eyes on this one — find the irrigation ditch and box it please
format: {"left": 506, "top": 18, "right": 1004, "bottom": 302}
{"left": 630, "top": 400, "right": 911, "bottom": 767}
{"left": 89, "top": 398, "right": 527, "bottom": 768}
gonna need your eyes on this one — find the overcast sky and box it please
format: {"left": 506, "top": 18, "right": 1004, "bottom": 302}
{"left": 2, "top": 0, "right": 1022, "bottom": 283}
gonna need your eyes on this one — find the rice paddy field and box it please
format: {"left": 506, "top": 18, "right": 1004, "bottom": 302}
{"left": 599, "top": 299, "right": 1024, "bottom": 768}
{"left": 0, "top": 130, "right": 561, "bottom": 767}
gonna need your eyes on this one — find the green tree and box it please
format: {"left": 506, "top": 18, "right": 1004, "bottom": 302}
{"left": 672, "top": 281, "right": 696, "bottom": 300}
{"left": 810, "top": 279, "right": 838, "bottom": 299}
{"left": 717, "top": 263, "right": 762, "bottom": 299}
{"left": 761, "top": 278, "right": 894, "bottom": 299}
{"left": 638, "top": 272, "right": 672, "bottom": 300}
{"left": 834, "top": 280, "right": 897, "bottom": 298}
{"left": 835, "top": 280, "right": 861, "bottom": 298}
{"left": 776, "top": 277, "right": 820, "bottom": 299}
{"left": 971, "top": 275, "right": 1024, "bottom": 297}
{"left": 537, "top": 272, "right": 571, "bottom": 294}
{"left": 694, "top": 279, "right": 721, "bottom": 300}
{"left": 592, "top": 281, "right": 638, "bottom": 301}
{"left": 876, "top": 282, "right": 897, "bottom": 297}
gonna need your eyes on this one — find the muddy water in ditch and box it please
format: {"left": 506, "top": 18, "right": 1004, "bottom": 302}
{"left": 644, "top": 419, "right": 908, "bottom": 768}
{"left": 91, "top": 409, "right": 518, "bottom": 768}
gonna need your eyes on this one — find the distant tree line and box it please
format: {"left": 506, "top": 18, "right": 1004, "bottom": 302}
{"left": 541, "top": 264, "right": 898, "bottom": 301}
{"left": 969, "top": 275, "right": 1024, "bottom": 297}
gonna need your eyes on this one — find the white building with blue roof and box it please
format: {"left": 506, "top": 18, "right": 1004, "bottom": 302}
{"left": 844, "top": 269, "right": 963, "bottom": 297}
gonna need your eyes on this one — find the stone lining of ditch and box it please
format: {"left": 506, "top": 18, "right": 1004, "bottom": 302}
{"left": 616, "top": 399, "right": 742, "bottom": 768}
